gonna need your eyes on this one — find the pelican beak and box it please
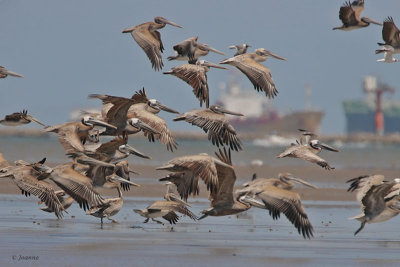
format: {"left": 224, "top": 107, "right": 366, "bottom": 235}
{"left": 228, "top": 45, "right": 236, "bottom": 49}
{"left": 204, "top": 45, "right": 225, "bottom": 56}
{"left": 152, "top": 101, "right": 179, "bottom": 114}
{"left": 123, "top": 144, "right": 152, "bottom": 159}
{"left": 318, "top": 142, "right": 339, "bottom": 152}
{"left": 122, "top": 26, "right": 135, "bottom": 33}
{"left": 203, "top": 61, "right": 229, "bottom": 70}
{"left": 110, "top": 174, "right": 140, "bottom": 187}
{"left": 268, "top": 52, "right": 287, "bottom": 61}
{"left": 129, "top": 119, "right": 159, "bottom": 134}
{"left": 219, "top": 107, "right": 244, "bottom": 116}
{"left": 4, "top": 70, "right": 24, "bottom": 78}
{"left": 285, "top": 174, "right": 318, "bottom": 189}
{"left": 363, "top": 17, "right": 382, "bottom": 26}
{"left": 72, "top": 153, "right": 115, "bottom": 168}
{"left": 163, "top": 18, "right": 184, "bottom": 29}
{"left": 129, "top": 168, "right": 140, "bottom": 175}
{"left": 26, "top": 115, "right": 47, "bottom": 127}
{"left": 87, "top": 118, "right": 117, "bottom": 130}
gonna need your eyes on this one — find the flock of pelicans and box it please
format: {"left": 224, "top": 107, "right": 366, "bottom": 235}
{"left": 1, "top": 0, "right": 400, "bottom": 239}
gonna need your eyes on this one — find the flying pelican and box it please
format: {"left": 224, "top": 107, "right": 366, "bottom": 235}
{"left": 122, "top": 17, "right": 183, "bottom": 71}
{"left": 0, "top": 65, "right": 24, "bottom": 78}
{"left": 0, "top": 110, "right": 47, "bottom": 127}
{"left": 173, "top": 105, "right": 244, "bottom": 151}
{"left": 376, "top": 17, "right": 400, "bottom": 62}
{"left": 87, "top": 173, "right": 139, "bottom": 225}
{"left": 228, "top": 44, "right": 251, "bottom": 56}
{"left": 0, "top": 161, "right": 65, "bottom": 218}
{"left": 276, "top": 129, "right": 339, "bottom": 170}
{"left": 220, "top": 48, "right": 286, "bottom": 99}
{"left": 236, "top": 173, "right": 317, "bottom": 239}
{"left": 198, "top": 148, "right": 252, "bottom": 219}
{"left": 133, "top": 200, "right": 197, "bottom": 225}
{"left": 163, "top": 181, "right": 191, "bottom": 207}
{"left": 347, "top": 175, "right": 400, "bottom": 235}
{"left": 333, "top": 0, "right": 381, "bottom": 31}
{"left": 163, "top": 60, "right": 228, "bottom": 108}
{"left": 167, "top": 36, "right": 225, "bottom": 64}
{"left": 39, "top": 190, "right": 74, "bottom": 214}
{"left": 156, "top": 151, "right": 233, "bottom": 200}
{"left": 45, "top": 115, "right": 117, "bottom": 154}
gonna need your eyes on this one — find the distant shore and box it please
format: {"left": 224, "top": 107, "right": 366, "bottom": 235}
{"left": 1, "top": 128, "right": 400, "bottom": 144}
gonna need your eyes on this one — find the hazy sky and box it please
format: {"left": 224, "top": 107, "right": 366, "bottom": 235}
{"left": 1, "top": 0, "right": 399, "bottom": 134}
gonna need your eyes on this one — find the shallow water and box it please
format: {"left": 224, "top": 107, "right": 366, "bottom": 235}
{"left": 1, "top": 194, "right": 400, "bottom": 266}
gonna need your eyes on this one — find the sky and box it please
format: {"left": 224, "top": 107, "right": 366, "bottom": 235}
{"left": 0, "top": 0, "right": 399, "bottom": 134}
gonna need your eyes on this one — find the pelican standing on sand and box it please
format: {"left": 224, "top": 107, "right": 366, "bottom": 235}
{"left": 164, "top": 60, "right": 228, "bottom": 108}
{"left": 173, "top": 105, "right": 244, "bottom": 151}
{"left": 122, "top": 17, "right": 183, "bottom": 71}
{"left": 376, "top": 17, "right": 400, "bottom": 62}
{"left": 347, "top": 175, "right": 400, "bottom": 235}
{"left": 236, "top": 173, "right": 317, "bottom": 239}
{"left": 333, "top": 0, "right": 381, "bottom": 31}
{"left": 0, "top": 110, "right": 47, "bottom": 127}
{"left": 276, "top": 129, "right": 339, "bottom": 170}
{"left": 0, "top": 65, "right": 24, "bottom": 78}
{"left": 220, "top": 48, "right": 286, "bottom": 99}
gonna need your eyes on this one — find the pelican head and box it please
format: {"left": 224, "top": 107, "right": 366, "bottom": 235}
{"left": 278, "top": 173, "right": 318, "bottom": 189}
{"left": 197, "top": 60, "right": 228, "bottom": 70}
{"left": 118, "top": 144, "right": 151, "bottom": 159}
{"left": 81, "top": 115, "right": 117, "bottom": 130}
{"left": 255, "top": 48, "right": 287, "bottom": 61}
{"left": 209, "top": 105, "right": 244, "bottom": 116}
{"left": 128, "top": 118, "right": 159, "bottom": 134}
{"left": 106, "top": 173, "right": 140, "bottom": 187}
{"left": 361, "top": 17, "right": 382, "bottom": 26}
{"left": 0, "top": 166, "right": 14, "bottom": 178}
{"left": 154, "top": 16, "right": 183, "bottom": 28}
{"left": 309, "top": 140, "right": 339, "bottom": 152}
{"left": 147, "top": 99, "right": 179, "bottom": 114}
{"left": 133, "top": 209, "right": 147, "bottom": 216}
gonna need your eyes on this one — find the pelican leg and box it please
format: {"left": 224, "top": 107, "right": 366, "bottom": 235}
{"left": 151, "top": 218, "right": 164, "bottom": 225}
{"left": 354, "top": 221, "right": 366, "bottom": 236}
{"left": 101, "top": 217, "right": 103, "bottom": 225}
{"left": 143, "top": 218, "right": 149, "bottom": 223}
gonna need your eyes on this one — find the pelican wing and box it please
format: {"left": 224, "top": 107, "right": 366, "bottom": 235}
{"left": 165, "top": 64, "right": 209, "bottom": 108}
{"left": 12, "top": 168, "right": 64, "bottom": 218}
{"left": 292, "top": 147, "right": 334, "bottom": 170}
{"left": 175, "top": 109, "right": 242, "bottom": 151}
{"left": 346, "top": 175, "right": 385, "bottom": 203}
{"left": 51, "top": 165, "right": 104, "bottom": 211}
{"left": 149, "top": 201, "right": 197, "bottom": 221}
{"left": 45, "top": 123, "right": 85, "bottom": 154}
{"left": 211, "top": 148, "right": 236, "bottom": 206}
{"left": 131, "top": 23, "right": 163, "bottom": 71}
{"left": 339, "top": 2, "right": 358, "bottom": 26}
{"left": 159, "top": 172, "right": 200, "bottom": 201}
{"left": 257, "top": 187, "right": 314, "bottom": 238}
{"left": 233, "top": 56, "right": 277, "bottom": 98}
{"left": 129, "top": 109, "right": 177, "bottom": 151}
{"left": 382, "top": 17, "right": 400, "bottom": 47}
{"left": 95, "top": 137, "right": 126, "bottom": 156}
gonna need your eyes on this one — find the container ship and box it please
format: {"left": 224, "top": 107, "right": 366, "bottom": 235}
{"left": 216, "top": 76, "right": 324, "bottom": 137}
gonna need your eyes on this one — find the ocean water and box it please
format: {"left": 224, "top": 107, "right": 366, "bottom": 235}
{"left": 0, "top": 135, "right": 399, "bottom": 170}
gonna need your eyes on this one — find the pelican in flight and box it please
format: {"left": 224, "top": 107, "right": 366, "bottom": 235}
{"left": 164, "top": 60, "right": 227, "bottom": 108}
{"left": 122, "top": 17, "right": 183, "bottom": 71}
{"left": 0, "top": 65, "right": 24, "bottom": 79}
{"left": 39, "top": 190, "right": 74, "bottom": 215}
{"left": 276, "top": 129, "right": 339, "bottom": 170}
{"left": 229, "top": 44, "right": 251, "bottom": 56}
{"left": 173, "top": 105, "right": 244, "bottom": 151}
{"left": 376, "top": 17, "right": 400, "bottom": 62}
{"left": 167, "top": 36, "right": 225, "bottom": 64}
{"left": 347, "top": 175, "right": 400, "bottom": 235}
{"left": 333, "top": 0, "right": 381, "bottom": 31}
{"left": 220, "top": 48, "right": 286, "bottom": 99}
{"left": 0, "top": 110, "right": 47, "bottom": 127}
{"left": 236, "top": 173, "right": 317, "bottom": 239}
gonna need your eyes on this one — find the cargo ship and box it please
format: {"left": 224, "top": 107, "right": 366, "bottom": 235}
{"left": 216, "top": 76, "right": 324, "bottom": 137}
{"left": 343, "top": 76, "right": 400, "bottom": 134}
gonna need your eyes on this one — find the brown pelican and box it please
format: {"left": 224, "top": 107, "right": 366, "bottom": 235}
{"left": 229, "top": 44, "right": 251, "bottom": 56}
{"left": 173, "top": 105, "right": 243, "bottom": 151}
{"left": 134, "top": 200, "right": 197, "bottom": 225}
{"left": 163, "top": 60, "right": 228, "bottom": 108}
{"left": 376, "top": 17, "right": 400, "bottom": 62}
{"left": 45, "top": 116, "right": 117, "bottom": 154}
{"left": 333, "top": 0, "right": 381, "bottom": 31}
{"left": 0, "top": 65, "right": 24, "bottom": 78}
{"left": 163, "top": 181, "right": 191, "bottom": 207}
{"left": 276, "top": 129, "right": 339, "bottom": 170}
{"left": 220, "top": 48, "right": 286, "bottom": 99}
{"left": 87, "top": 173, "right": 139, "bottom": 225}
{"left": 167, "top": 36, "right": 225, "bottom": 64}
{"left": 156, "top": 151, "right": 233, "bottom": 199}
{"left": 236, "top": 173, "right": 317, "bottom": 239}
{"left": 39, "top": 190, "right": 74, "bottom": 214}
{"left": 122, "top": 17, "right": 183, "bottom": 71}
{"left": 199, "top": 148, "right": 251, "bottom": 219}
{"left": 0, "top": 161, "right": 65, "bottom": 218}
{"left": 0, "top": 110, "right": 47, "bottom": 127}
{"left": 347, "top": 175, "right": 400, "bottom": 235}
